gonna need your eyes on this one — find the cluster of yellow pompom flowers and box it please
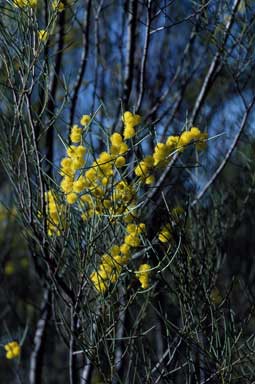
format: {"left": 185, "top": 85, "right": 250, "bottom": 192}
{"left": 38, "top": 30, "right": 48, "bottom": 42}
{"left": 158, "top": 224, "right": 172, "bottom": 243}
{"left": 13, "top": 0, "right": 37, "bottom": 7}
{"left": 90, "top": 222, "right": 146, "bottom": 293}
{"left": 122, "top": 111, "right": 142, "bottom": 139}
{"left": 44, "top": 190, "right": 65, "bottom": 236}
{"left": 13, "top": 0, "right": 64, "bottom": 10}
{"left": 44, "top": 110, "right": 208, "bottom": 293}
{"left": 4, "top": 341, "right": 21, "bottom": 360}
{"left": 134, "top": 127, "right": 208, "bottom": 184}
{"left": 135, "top": 264, "right": 151, "bottom": 289}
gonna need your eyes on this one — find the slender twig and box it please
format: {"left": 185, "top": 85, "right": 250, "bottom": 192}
{"left": 69, "top": 0, "right": 92, "bottom": 128}
{"left": 123, "top": 0, "right": 137, "bottom": 108}
{"left": 46, "top": 9, "right": 66, "bottom": 177}
{"left": 92, "top": 0, "right": 103, "bottom": 113}
{"left": 135, "top": 0, "right": 151, "bottom": 112}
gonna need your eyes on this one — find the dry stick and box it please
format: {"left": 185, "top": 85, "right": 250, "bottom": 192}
{"left": 190, "top": 0, "right": 242, "bottom": 125}
{"left": 29, "top": 288, "right": 51, "bottom": 384}
{"left": 135, "top": 0, "right": 151, "bottom": 113}
{"left": 123, "top": 0, "right": 138, "bottom": 108}
{"left": 69, "top": 0, "right": 92, "bottom": 128}
{"left": 191, "top": 96, "right": 255, "bottom": 208}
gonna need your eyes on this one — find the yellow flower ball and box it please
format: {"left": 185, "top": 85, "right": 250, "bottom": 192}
{"left": 4, "top": 341, "right": 21, "bottom": 359}
{"left": 80, "top": 115, "right": 91, "bottom": 126}
{"left": 38, "top": 30, "right": 48, "bottom": 42}
{"left": 14, "top": 0, "right": 37, "bottom": 7}
{"left": 135, "top": 264, "right": 151, "bottom": 289}
{"left": 123, "top": 124, "right": 135, "bottom": 140}
{"left": 66, "top": 192, "right": 78, "bottom": 204}
{"left": 52, "top": 0, "right": 64, "bottom": 12}
{"left": 115, "top": 156, "right": 126, "bottom": 168}
{"left": 158, "top": 224, "right": 172, "bottom": 243}
{"left": 110, "top": 132, "right": 123, "bottom": 146}
{"left": 70, "top": 125, "right": 82, "bottom": 144}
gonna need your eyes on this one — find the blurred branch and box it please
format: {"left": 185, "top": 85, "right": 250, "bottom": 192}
{"left": 29, "top": 288, "right": 51, "bottom": 384}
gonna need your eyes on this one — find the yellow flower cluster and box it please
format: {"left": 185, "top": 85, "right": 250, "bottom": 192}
{"left": 158, "top": 223, "right": 172, "bottom": 243}
{"left": 80, "top": 114, "right": 91, "bottom": 126}
{"left": 122, "top": 111, "right": 142, "bottom": 139}
{"left": 70, "top": 125, "right": 82, "bottom": 143}
{"left": 135, "top": 264, "right": 151, "bottom": 289}
{"left": 178, "top": 127, "right": 208, "bottom": 151}
{"left": 45, "top": 191, "right": 65, "bottom": 236}
{"left": 134, "top": 127, "right": 207, "bottom": 184}
{"left": 124, "top": 223, "right": 145, "bottom": 247}
{"left": 153, "top": 127, "right": 207, "bottom": 167}
{"left": 60, "top": 120, "right": 138, "bottom": 223}
{"left": 52, "top": 0, "right": 65, "bottom": 12}
{"left": 90, "top": 245, "right": 129, "bottom": 293}
{"left": 153, "top": 136, "right": 179, "bottom": 167}
{"left": 90, "top": 222, "right": 145, "bottom": 293}
{"left": 13, "top": 0, "right": 37, "bottom": 7}
{"left": 60, "top": 138, "right": 86, "bottom": 204}
{"left": 4, "top": 341, "right": 21, "bottom": 359}
{"left": 57, "top": 111, "right": 208, "bottom": 294}
{"left": 134, "top": 155, "right": 155, "bottom": 185}
{"left": 38, "top": 30, "right": 48, "bottom": 42}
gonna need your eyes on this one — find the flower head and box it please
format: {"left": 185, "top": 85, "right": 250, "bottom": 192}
{"left": 52, "top": 0, "right": 65, "bottom": 12}
{"left": 4, "top": 341, "right": 21, "bottom": 359}
{"left": 14, "top": 0, "right": 37, "bottom": 7}
{"left": 136, "top": 263, "right": 151, "bottom": 289}
{"left": 38, "top": 30, "right": 48, "bottom": 42}
{"left": 80, "top": 115, "right": 91, "bottom": 126}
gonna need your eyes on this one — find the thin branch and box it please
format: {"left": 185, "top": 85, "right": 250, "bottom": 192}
{"left": 69, "top": 0, "right": 92, "bottom": 127}
{"left": 135, "top": 0, "right": 151, "bottom": 112}
{"left": 123, "top": 0, "right": 138, "bottom": 108}
{"left": 46, "top": 10, "right": 66, "bottom": 177}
